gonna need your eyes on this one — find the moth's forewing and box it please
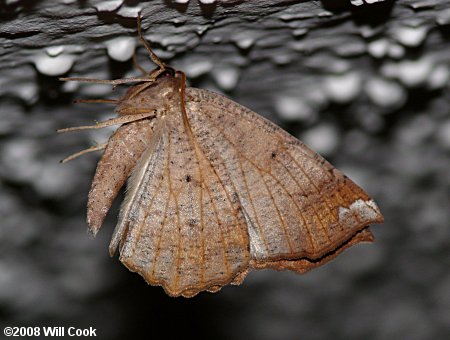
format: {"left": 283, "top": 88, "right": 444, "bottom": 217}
{"left": 87, "top": 120, "right": 155, "bottom": 235}
{"left": 184, "top": 88, "right": 383, "bottom": 265}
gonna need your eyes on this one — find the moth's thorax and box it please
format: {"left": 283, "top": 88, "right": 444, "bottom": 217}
{"left": 115, "top": 76, "right": 180, "bottom": 116}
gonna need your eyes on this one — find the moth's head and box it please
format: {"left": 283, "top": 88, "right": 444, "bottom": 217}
{"left": 116, "top": 67, "right": 180, "bottom": 115}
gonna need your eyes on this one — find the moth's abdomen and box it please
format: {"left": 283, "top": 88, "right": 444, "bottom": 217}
{"left": 87, "top": 120, "right": 154, "bottom": 235}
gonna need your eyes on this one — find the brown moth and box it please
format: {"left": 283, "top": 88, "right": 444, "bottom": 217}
{"left": 58, "top": 16, "right": 384, "bottom": 297}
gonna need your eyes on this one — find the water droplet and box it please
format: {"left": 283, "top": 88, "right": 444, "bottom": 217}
{"left": 174, "top": 0, "right": 189, "bottom": 3}
{"left": 324, "top": 72, "right": 362, "bottom": 104}
{"left": 317, "top": 11, "right": 333, "bottom": 17}
{"left": 351, "top": 0, "right": 364, "bottom": 6}
{"left": 106, "top": 37, "right": 135, "bottom": 62}
{"left": 117, "top": 5, "right": 142, "bottom": 18}
{"left": 45, "top": 46, "right": 64, "bottom": 57}
{"left": 17, "top": 83, "right": 38, "bottom": 104}
{"left": 94, "top": 0, "right": 123, "bottom": 12}
{"left": 199, "top": 0, "right": 216, "bottom": 3}
{"left": 302, "top": 124, "right": 339, "bottom": 156}
{"left": 172, "top": 18, "right": 186, "bottom": 26}
{"left": 183, "top": 59, "right": 213, "bottom": 78}
{"left": 392, "top": 25, "right": 428, "bottom": 47}
{"left": 368, "top": 39, "right": 389, "bottom": 58}
{"left": 62, "top": 81, "right": 79, "bottom": 93}
{"left": 212, "top": 66, "right": 240, "bottom": 91}
{"left": 388, "top": 43, "right": 405, "bottom": 59}
{"left": 232, "top": 34, "right": 256, "bottom": 50}
{"left": 382, "top": 58, "right": 433, "bottom": 87}
{"left": 275, "top": 96, "right": 315, "bottom": 121}
{"left": 272, "top": 53, "right": 293, "bottom": 65}
{"left": 436, "top": 8, "right": 450, "bottom": 25}
{"left": 427, "top": 64, "right": 449, "bottom": 90}
{"left": 0, "top": 139, "right": 39, "bottom": 183}
{"left": 365, "top": 77, "right": 406, "bottom": 109}
{"left": 292, "top": 28, "right": 308, "bottom": 38}
{"left": 334, "top": 39, "right": 366, "bottom": 57}
{"left": 34, "top": 53, "right": 75, "bottom": 76}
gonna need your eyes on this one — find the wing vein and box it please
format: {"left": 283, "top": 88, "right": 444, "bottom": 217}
{"left": 198, "top": 115, "right": 330, "bottom": 253}
{"left": 276, "top": 156, "right": 332, "bottom": 243}
{"left": 166, "top": 132, "right": 182, "bottom": 291}
{"left": 237, "top": 157, "right": 271, "bottom": 253}
{"left": 284, "top": 149, "right": 341, "bottom": 227}
{"left": 185, "top": 123, "right": 247, "bottom": 247}
{"left": 131, "top": 179, "right": 164, "bottom": 257}
{"left": 150, "top": 134, "right": 172, "bottom": 279}
{"left": 203, "top": 180, "right": 231, "bottom": 277}
{"left": 150, "top": 187, "right": 171, "bottom": 279}
{"left": 199, "top": 118, "right": 271, "bottom": 251}
{"left": 262, "top": 162, "right": 316, "bottom": 253}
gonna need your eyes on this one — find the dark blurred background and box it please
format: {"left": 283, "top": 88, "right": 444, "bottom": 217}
{"left": 0, "top": 0, "right": 449, "bottom": 339}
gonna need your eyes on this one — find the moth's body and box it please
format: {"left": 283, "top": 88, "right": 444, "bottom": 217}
{"left": 60, "top": 17, "right": 383, "bottom": 298}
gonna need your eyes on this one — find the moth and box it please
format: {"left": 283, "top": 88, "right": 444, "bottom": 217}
{"left": 59, "top": 17, "right": 384, "bottom": 297}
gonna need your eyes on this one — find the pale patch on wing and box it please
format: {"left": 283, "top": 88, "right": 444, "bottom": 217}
{"left": 241, "top": 206, "right": 265, "bottom": 259}
{"left": 338, "top": 199, "right": 382, "bottom": 227}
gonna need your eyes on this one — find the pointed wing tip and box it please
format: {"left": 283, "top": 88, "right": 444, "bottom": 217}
{"left": 369, "top": 198, "right": 385, "bottom": 224}
{"left": 375, "top": 213, "right": 385, "bottom": 224}
{"left": 338, "top": 198, "right": 385, "bottom": 229}
{"left": 86, "top": 223, "right": 100, "bottom": 238}
{"left": 86, "top": 228, "right": 97, "bottom": 239}
{"left": 86, "top": 214, "right": 102, "bottom": 237}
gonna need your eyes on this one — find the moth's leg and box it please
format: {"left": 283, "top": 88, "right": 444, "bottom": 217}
{"left": 118, "top": 107, "right": 159, "bottom": 115}
{"left": 137, "top": 14, "right": 166, "bottom": 70}
{"left": 59, "top": 77, "right": 155, "bottom": 85}
{"left": 61, "top": 143, "right": 108, "bottom": 163}
{"left": 128, "top": 68, "right": 165, "bottom": 100}
{"left": 74, "top": 99, "right": 118, "bottom": 104}
{"left": 57, "top": 111, "right": 156, "bottom": 133}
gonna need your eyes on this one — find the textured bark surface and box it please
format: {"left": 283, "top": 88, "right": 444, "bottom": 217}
{"left": 0, "top": 0, "right": 449, "bottom": 339}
